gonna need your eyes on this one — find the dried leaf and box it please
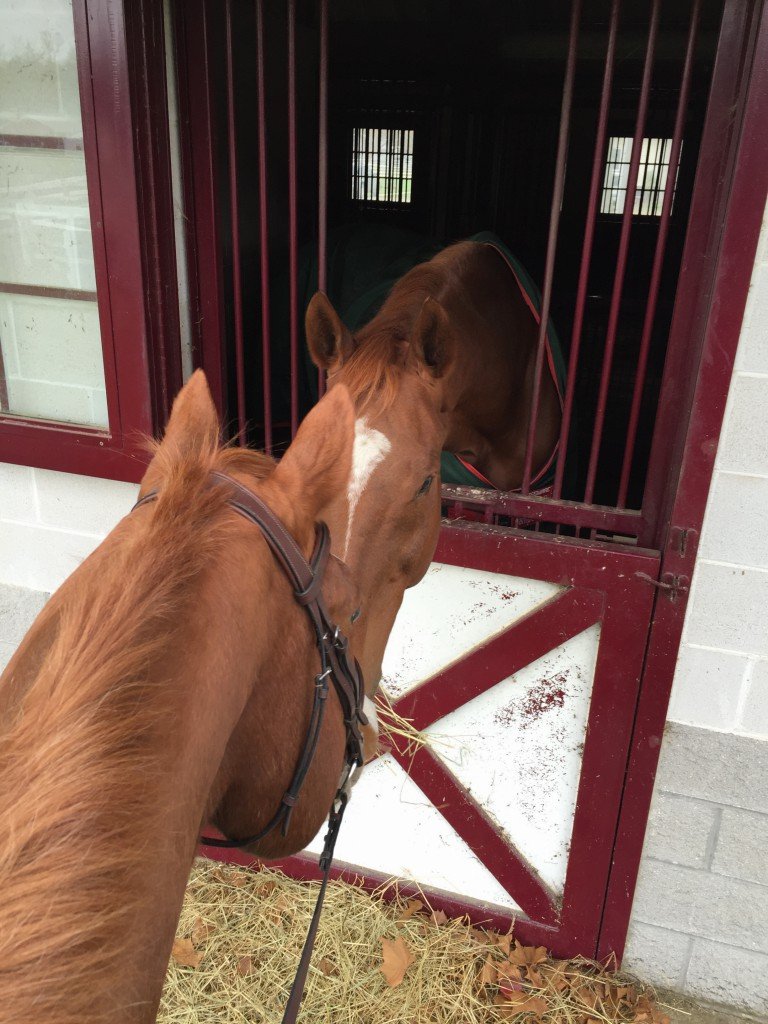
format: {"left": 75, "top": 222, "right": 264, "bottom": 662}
{"left": 494, "top": 993, "right": 549, "bottom": 1018}
{"left": 509, "top": 941, "right": 549, "bottom": 967}
{"left": 171, "top": 938, "right": 203, "bottom": 969}
{"left": 191, "top": 917, "right": 215, "bottom": 947}
{"left": 380, "top": 935, "right": 415, "bottom": 987}
{"left": 318, "top": 957, "right": 337, "bottom": 976}
{"left": 430, "top": 909, "right": 449, "bottom": 926}
{"left": 236, "top": 955, "right": 253, "bottom": 977}
{"left": 479, "top": 955, "right": 498, "bottom": 986}
{"left": 495, "top": 933, "right": 513, "bottom": 955}
{"left": 471, "top": 927, "right": 491, "bottom": 945}
{"left": 398, "top": 899, "right": 424, "bottom": 921}
{"left": 526, "top": 966, "right": 545, "bottom": 988}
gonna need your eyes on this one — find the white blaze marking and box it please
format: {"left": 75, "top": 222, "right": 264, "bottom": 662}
{"left": 344, "top": 417, "right": 391, "bottom": 558}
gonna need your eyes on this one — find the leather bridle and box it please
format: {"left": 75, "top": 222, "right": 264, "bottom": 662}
{"left": 133, "top": 470, "right": 369, "bottom": 1023}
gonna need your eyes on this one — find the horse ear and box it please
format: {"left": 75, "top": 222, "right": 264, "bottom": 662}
{"left": 306, "top": 292, "right": 355, "bottom": 371}
{"left": 157, "top": 370, "right": 220, "bottom": 456}
{"left": 272, "top": 384, "right": 356, "bottom": 516}
{"left": 411, "top": 296, "right": 455, "bottom": 379}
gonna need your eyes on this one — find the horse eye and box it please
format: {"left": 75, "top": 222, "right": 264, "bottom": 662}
{"left": 416, "top": 475, "right": 434, "bottom": 497}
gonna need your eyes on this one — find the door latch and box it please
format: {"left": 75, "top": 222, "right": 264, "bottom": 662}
{"left": 635, "top": 571, "right": 689, "bottom": 601}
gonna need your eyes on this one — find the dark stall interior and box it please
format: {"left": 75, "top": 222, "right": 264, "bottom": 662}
{"left": 215, "top": 0, "right": 724, "bottom": 512}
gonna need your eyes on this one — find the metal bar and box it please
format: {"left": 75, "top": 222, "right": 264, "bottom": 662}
{"left": 521, "top": 0, "right": 581, "bottom": 493}
{"left": 287, "top": 0, "right": 299, "bottom": 437}
{"left": 256, "top": 0, "right": 273, "bottom": 453}
{"left": 583, "top": 0, "right": 660, "bottom": 504}
{"left": 553, "top": 0, "right": 620, "bottom": 501}
{"left": 0, "top": 281, "right": 97, "bottom": 301}
{"left": 317, "top": 0, "right": 329, "bottom": 398}
{"left": 441, "top": 485, "right": 642, "bottom": 536}
{"left": 224, "top": 0, "right": 246, "bottom": 441}
{"left": 0, "top": 133, "right": 83, "bottom": 151}
{"left": 617, "top": 0, "right": 700, "bottom": 508}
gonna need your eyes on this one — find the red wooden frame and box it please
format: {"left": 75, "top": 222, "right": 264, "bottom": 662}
{"left": 0, "top": 0, "right": 180, "bottom": 482}
{"left": 599, "top": 0, "right": 768, "bottom": 962}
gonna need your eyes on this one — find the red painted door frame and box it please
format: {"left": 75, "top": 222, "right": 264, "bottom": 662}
{"left": 598, "top": 0, "right": 768, "bottom": 962}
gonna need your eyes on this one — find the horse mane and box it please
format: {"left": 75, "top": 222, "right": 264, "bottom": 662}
{"left": 0, "top": 435, "right": 273, "bottom": 1023}
{"left": 339, "top": 242, "right": 474, "bottom": 413}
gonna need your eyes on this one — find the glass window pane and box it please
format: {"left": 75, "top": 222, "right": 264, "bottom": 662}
{"left": 0, "top": 0, "right": 107, "bottom": 428}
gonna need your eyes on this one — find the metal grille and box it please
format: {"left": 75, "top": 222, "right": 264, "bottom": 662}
{"left": 211, "top": 0, "right": 715, "bottom": 549}
{"left": 351, "top": 128, "right": 414, "bottom": 204}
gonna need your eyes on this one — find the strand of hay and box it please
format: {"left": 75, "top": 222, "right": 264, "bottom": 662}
{"left": 375, "top": 694, "right": 432, "bottom": 763}
{"left": 159, "top": 859, "right": 670, "bottom": 1024}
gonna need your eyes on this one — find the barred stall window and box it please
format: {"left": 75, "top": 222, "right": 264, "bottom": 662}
{"left": 351, "top": 127, "right": 414, "bottom": 204}
{"left": 600, "top": 136, "right": 680, "bottom": 217}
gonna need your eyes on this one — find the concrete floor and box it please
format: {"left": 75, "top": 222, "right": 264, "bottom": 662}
{"left": 665, "top": 994, "right": 767, "bottom": 1024}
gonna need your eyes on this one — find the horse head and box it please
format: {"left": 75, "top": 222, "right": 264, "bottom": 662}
{"left": 305, "top": 290, "right": 455, "bottom": 699}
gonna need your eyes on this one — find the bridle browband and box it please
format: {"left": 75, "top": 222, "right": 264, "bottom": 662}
{"left": 132, "top": 470, "right": 368, "bottom": 1023}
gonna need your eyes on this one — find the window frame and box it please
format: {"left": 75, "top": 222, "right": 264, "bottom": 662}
{"left": 0, "top": 0, "right": 181, "bottom": 483}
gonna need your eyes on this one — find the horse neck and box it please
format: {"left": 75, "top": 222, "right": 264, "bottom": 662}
{"left": 0, "top": 528, "right": 262, "bottom": 1024}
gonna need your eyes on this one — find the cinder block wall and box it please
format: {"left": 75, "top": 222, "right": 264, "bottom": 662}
{"left": 2, "top": 208, "right": 767, "bottom": 1015}
{"left": 623, "top": 209, "right": 768, "bottom": 1014}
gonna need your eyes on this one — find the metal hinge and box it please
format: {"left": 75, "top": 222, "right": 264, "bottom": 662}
{"left": 635, "top": 571, "right": 690, "bottom": 600}
{"left": 668, "top": 526, "right": 698, "bottom": 557}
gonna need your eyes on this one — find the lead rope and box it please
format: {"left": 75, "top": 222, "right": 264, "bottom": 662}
{"left": 280, "top": 791, "right": 348, "bottom": 1024}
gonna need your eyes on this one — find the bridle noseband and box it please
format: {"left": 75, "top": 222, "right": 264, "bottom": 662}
{"left": 133, "top": 470, "right": 368, "bottom": 1023}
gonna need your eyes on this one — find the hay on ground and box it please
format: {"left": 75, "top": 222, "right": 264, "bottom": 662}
{"left": 159, "top": 859, "right": 671, "bottom": 1024}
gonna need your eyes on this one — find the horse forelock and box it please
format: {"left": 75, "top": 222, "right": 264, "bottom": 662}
{"left": 0, "top": 436, "right": 275, "bottom": 1023}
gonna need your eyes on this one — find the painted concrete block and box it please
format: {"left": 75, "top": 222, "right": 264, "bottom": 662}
{"left": 655, "top": 723, "right": 768, "bottom": 814}
{"left": 668, "top": 645, "right": 747, "bottom": 732}
{"left": 0, "top": 520, "right": 100, "bottom": 592}
{"left": 716, "top": 374, "right": 768, "bottom": 477}
{"left": 738, "top": 661, "right": 768, "bottom": 739}
{"left": 0, "top": 640, "right": 16, "bottom": 673}
{"left": 684, "top": 562, "right": 768, "bottom": 657}
{"left": 0, "top": 582, "right": 48, "bottom": 644}
{"left": 644, "top": 792, "right": 718, "bottom": 870}
{"left": 686, "top": 939, "right": 768, "bottom": 1014}
{"left": 0, "top": 462, "right": 36, "bottom": 523}
{"left": 623, "top": 921, "right": 691, "bottom": 990}
{"left": 632, "top": 860, "right": 768, "bottom": 954}
{"left": 34, "top": 468, "right": 138, "bottom": 535}
{"left": 736, "top": 263, "right": 768, "bottom": 374}
{"left": 698, "top": 471, "right": 768, "bottom": 570}
{"left": 712, "top": 807, "right": 768, "bottom": 887}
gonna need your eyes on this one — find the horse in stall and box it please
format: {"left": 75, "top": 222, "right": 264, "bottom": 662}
{"left": 305, "top": 231, "right": 564, "bottom": 495}
{"left": 0, "top": 353, "right": 452, "bottom": 1024}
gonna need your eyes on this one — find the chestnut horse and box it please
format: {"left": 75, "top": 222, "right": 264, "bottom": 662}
{"left": 0, "top": 356, "right": 451, "bottom": 1023}
{"left": 307, "top": 236, "right": 563, "bottom": 493}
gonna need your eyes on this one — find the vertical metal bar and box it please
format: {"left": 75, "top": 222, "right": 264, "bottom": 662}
{"left": 287, "top": 0, "right": 299, "bottom": 436}
{"left": 617, "top": 0, "right": 700, "bottom": 508}
{"left": 553, "top": 0, "right": 621, "bottom": 501}
{"left": 225, "top": 0, "right": 247, "bottom": 441}
{"left": 521, "top": 0, "right": 582, "bottom": 493}
{"left": 317, "top": 0, "right": 329, "bottom": 398}
{"left": 583, "top": 0, "right": 660, "bottom": 504}
{"left": 256, "top": 0, "right": 273, "bottom": 453}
